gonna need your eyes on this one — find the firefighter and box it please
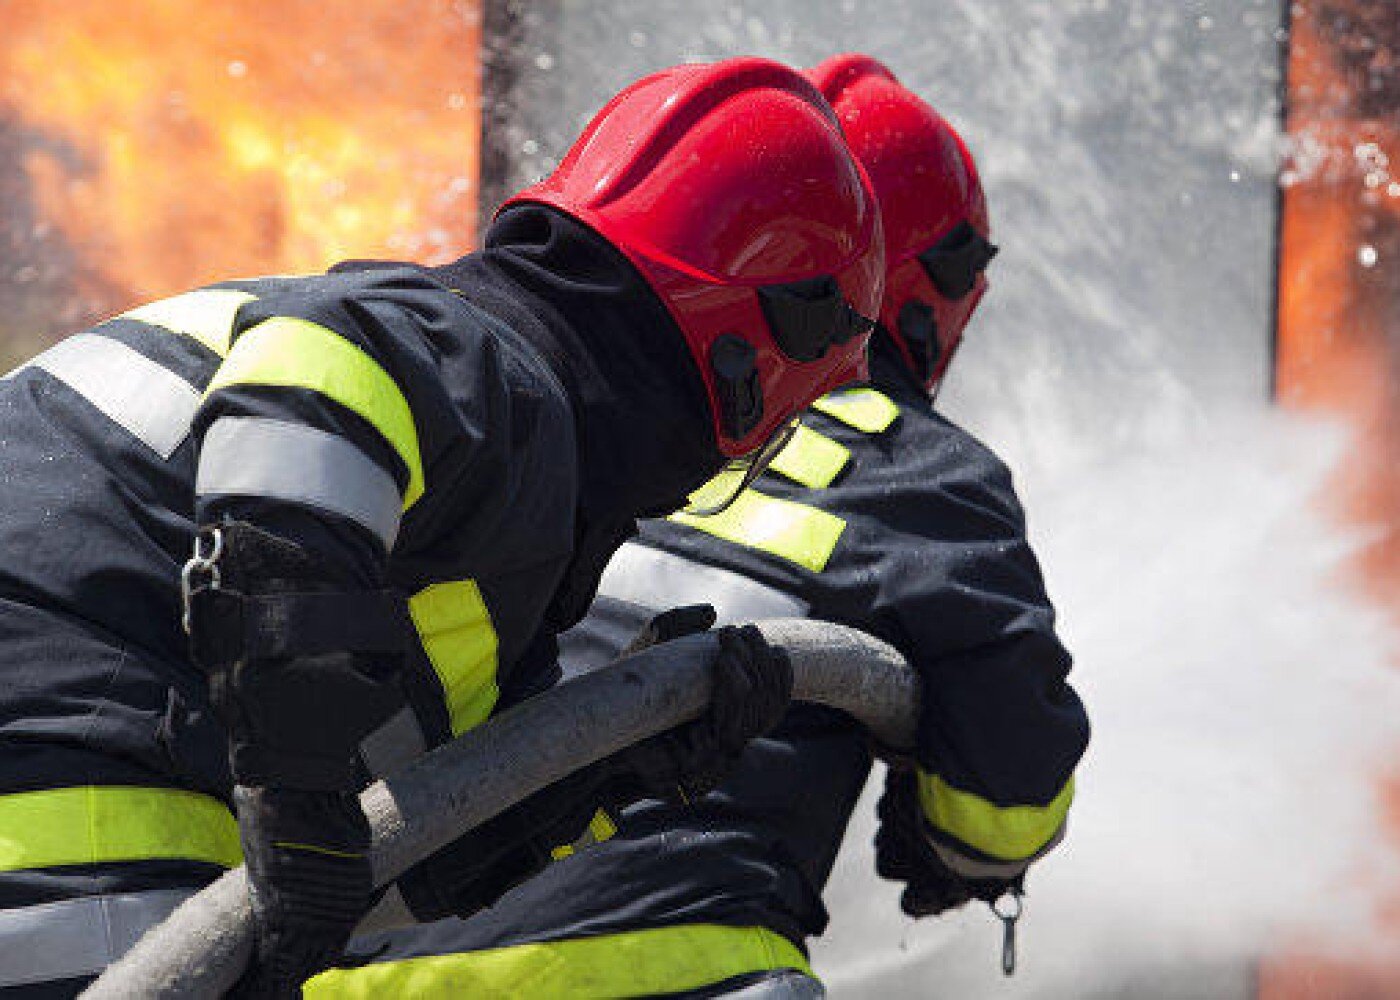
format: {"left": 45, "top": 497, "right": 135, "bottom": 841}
{"left": 315, "top": 54, "right": 1090, "bottom": 998}
{"left": 0, "top": 57, "right": 884, "bottom": 997}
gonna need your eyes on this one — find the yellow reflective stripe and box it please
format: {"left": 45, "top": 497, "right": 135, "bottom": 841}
{"left": 588, "top": 809, "right": 618, "bottom": 843}
{"left": 409, "top": 580, "right": 500, "bottom": 737}
{"left": 121, "top": 289, "right": 257, "bottom": 358}
{"left": 206, "top": 317, "right": 425, "bottom": 507}
{"left": 671, "top": 490, "right": 846, "bottom": 573}
{"left": 767, "top": 424, "right": 850, "bottom": 489}
{"left": 304, "top": 923, "right": 813, "bottom": 999}
{"left": 550, "top": 809, "right": 619, "bottom": 860}
{"left": 917, "top": 772, "right": 1075, "bottom": 862}
{"left": 0, "top": 786, "right": 242, "bottom": 872}
{"left": 811, "top": 387, "right": 899, "bottom": 433}
{"left": 271, "top": 842, "right": 366, "bottom": 860}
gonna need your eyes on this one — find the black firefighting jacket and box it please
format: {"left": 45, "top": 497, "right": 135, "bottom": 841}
{"left": 0, "top": 204, "right": 717, "bottom": 920}
{"left": 323, "top": 341, "right": 1089, "bottom": 997}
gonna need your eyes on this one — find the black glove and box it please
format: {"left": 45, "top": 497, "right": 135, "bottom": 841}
{"left": 875, "top": 768, "right": 1022, "bottom": 918}
{"left": 397, "top": 608, "right": 791, "bottom": 921}
{"left": 231, "top": 787, "right": 375, "bottom": 998}
{"left": 186, "top": 520, "right": 409, "bottom": 992}
{"left": 612, "top": 614, "right": 792, "bottom": 803}
{"left": 396, "top": 760, "right": 613, "bottom": 921}
{"left": 619, "top": 603, "right": 718, "bottom": 657}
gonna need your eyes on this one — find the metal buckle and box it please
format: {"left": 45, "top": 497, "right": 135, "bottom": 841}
{"left": 180, "top": 526, "right": 224, "bottom": 635}
{"left": 991, "top": 889, "right": 1023, "bottom": 977}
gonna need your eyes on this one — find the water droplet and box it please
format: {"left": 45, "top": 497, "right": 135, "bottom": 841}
{"left": 447, "top": 93, "right": 467, "bottom": 112}
{"left": 1388, "top": 182, "right": 1400, "bottom": 198}
{"left": 534, "top": 52, "right": 554, "bottom": 71}
{"left": 521, "top": 138, "right": 540, "bottom": 156}
{"left": 628, "top": 30, "right": 648, "bottom": 47}
{"left": 227, "top": 60, "right": 248, "bottom": 78}
{"left": 1229, "top": 169, "right": 1241, "bottom": 183}
{"left": 1357, "top": 244, "right": 1378, "bottom": 268}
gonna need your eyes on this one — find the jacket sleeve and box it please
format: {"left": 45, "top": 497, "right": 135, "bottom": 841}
{"left": 190, "top": 266, "right": 466, "bottom": 579}
{"left": 817, "top": 420, "right": 1088, "bottom": 879}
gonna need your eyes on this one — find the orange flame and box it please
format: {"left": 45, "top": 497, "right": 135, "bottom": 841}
{"left": 0, "top": 0, "right": 481, "bottom": 347}
{"left": 1264, "top": 3, "right": 1400, "bottom": 995}
{"left": 1276, "top": 0, "right": 1400, "bottom": 637}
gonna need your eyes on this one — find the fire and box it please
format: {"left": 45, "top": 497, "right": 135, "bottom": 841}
{"left": 1276, "top": 0, "right": 1400, "bottom": 631}
{"left": 0, "top": 0, "right": 481, "bottom": 350}
{"left": 1265, "top": 4, "right": 1400, "bottom": 994}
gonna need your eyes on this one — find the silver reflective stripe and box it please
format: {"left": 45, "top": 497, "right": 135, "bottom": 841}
{"left": 597, "top": 543, "right": 808, "bottom": 626}
{"left": 196, "top": 416, "right": 403, "bottom": 549}
{"left": 928, "top": 822, "right": 1064, "bottom": 880}
{"left": 0, "top": 888, "right": 194, "bottom": 988}
{"left": 120, "top": 288, "right": 256, "bottom": 358}
{"left": 715, "top": 971, "right": 826, "bottom": 998}
{"left": 29, "top": 333, "right": 200, "bottom": 458}
{"left": 359, "top": 706, "right": 428, "bottom": 778}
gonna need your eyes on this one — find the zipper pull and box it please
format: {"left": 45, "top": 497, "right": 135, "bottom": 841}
{"left": 991, "top": 890, "right": 1023, "bottom": 977}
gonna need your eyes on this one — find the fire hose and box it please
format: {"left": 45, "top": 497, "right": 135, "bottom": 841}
{"left": 84, "top": 619, "right": 918, "bottom": 999}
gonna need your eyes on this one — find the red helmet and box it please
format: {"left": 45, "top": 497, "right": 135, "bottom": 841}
{"left": 806, "top": 54, "right": 996, "bottom": 392}
{"left": 503, "top": 57, "right": 884, "bottom": 456}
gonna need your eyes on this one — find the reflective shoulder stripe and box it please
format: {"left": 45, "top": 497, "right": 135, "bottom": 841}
{"left": 120, "top": 289, "right": 257, "bottom": 358}
{"left": 409, "top": 580, "right": 500, "bottom": 737}
{"left": 767, "top": 424, "right": 850, "bottom": 489}
{"left": 0, "top": 786, "right": 242, "bottom": 872}
{"left": 917, "top": 771, "right": 1075, "bottom": 862}
{"left": 305, "top": 924, "right": 814, "bottom": 999}
{"left": 28, "top": 333, "right": 200, "bottom": 459}
{"left": 599, "top": 543, "right": 809, "bottom": 624}
{"left": 0, "top": 889, "right": 196, "bottom": 989}
{"left": 811, "top": 387, "right": 900, "bottom": 434}
{"left": 670, "top": 491, "right": 847, "bottom": 573}
{"left": 196, "top": 416, "right": 404, "bottom": 550}
{"left": 206, "top": 317, "right": 425, "bottom": 507}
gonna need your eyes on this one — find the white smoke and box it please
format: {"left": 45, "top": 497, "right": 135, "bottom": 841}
{"left": 815, "top": 411, "right": 1400, "bottom": 998}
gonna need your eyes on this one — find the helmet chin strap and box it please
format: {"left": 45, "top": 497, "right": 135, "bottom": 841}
{"left": 926, "top": 339, "right": 962, "bottom": 408}
{"left": 681, "top": 415, "right": 801, "bottom": 517}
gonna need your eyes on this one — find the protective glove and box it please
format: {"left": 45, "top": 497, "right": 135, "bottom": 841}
{"left": 619, "top": 603, "right": 718, "bottom": 657}
{"left": 874, "top": 767, "right": 1023, "bottom": 918}
{"left": 185, "top": 520, "right": 409, "bottom": 992}
{"left": 395, "top": 759, "right": 615, "bottom": 921}
{"left": 231, "top": 787, "right": 374, "bottom": 998}
{"left": 397, "top": 607, "right": 791, "bottom": 921}
{"left": 612, "top": 611, "right": 792, "bottom": 803}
